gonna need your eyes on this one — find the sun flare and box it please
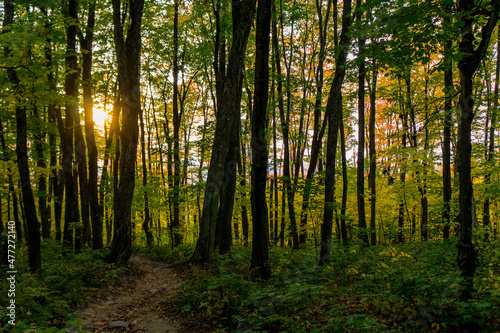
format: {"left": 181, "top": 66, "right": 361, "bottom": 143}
{"left": 93, "top": 104, "right": 109, "bottom": 128}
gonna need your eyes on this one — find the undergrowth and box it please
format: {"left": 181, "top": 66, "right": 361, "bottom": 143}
{"left": 0, "top": 241, "right": 118, "bottom": 332}
{"left": 171, "top": 238, "right": 500, "bottom": 332}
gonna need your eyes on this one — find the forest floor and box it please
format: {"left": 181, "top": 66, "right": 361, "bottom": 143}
{"left": 66, "top": 254, "right": 184, "bottom": 333}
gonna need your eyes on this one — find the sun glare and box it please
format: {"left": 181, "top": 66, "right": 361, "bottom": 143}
{"left": 93, "top": 104, "right": 109, "bottom": 128}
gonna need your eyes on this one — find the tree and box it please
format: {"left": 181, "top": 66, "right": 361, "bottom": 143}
{"left": 250, "top": 0, "right": 272, "bottom": 279}
{"left": 80, "top": 0, "right": 103, "bottom": 250}
{"left": 3, "top": 0, "right": 41, "bottom": 274}
{"left": 62, "top": 0, "right": 80, "bottom": 251}
{"left": 356, "top": 0, "right": 368, "bottom": 246}
{"left": 455, "top": 0, "right": 499, "bottom": 301}
{"left": 299, "top": 0, "right": 333, "bottom": 245}
{"left": 320, "top": 0, "right": 354, "bottom": 265}
{"left": 107, "top": 0, "right": 145, "bottom": 266}
{"left": 190, "top": 0, "right": 256, "bottom": 265}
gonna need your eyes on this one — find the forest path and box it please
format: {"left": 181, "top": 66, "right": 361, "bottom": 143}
{"left": 68, "top": 254, "right": 183, "bottom": 333}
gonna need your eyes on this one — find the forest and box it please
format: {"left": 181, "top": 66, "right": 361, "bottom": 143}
{"left": 1, "top": 0, "right": 500, "bottom": 331}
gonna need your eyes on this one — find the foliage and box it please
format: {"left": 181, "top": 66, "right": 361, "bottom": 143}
{"left": 171, "top": 241, "right": 500, "bottom": 332}
{"left": 0, "top": 241, "right": 116, "bottom": 332}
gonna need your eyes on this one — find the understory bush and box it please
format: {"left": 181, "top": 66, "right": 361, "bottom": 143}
{"left": 172, "top": 238, "right": 500, "bottom": 332}
{"left": 0, "top": 241, "right": 116, "bottom": 332}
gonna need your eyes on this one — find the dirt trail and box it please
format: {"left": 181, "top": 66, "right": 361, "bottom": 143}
{"left": 67, "top": 254, "right": 183, "bottom": 333}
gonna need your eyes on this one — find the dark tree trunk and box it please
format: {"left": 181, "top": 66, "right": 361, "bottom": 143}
{"left": 320, "top": 0, "right": 353, "bottom": 265}
{"left": 340, "top": 120, "right": 348, "bottom": 244}
{"left": 455, "top": 0, "right": 499, "bottom": 301}
{"left": 397, "top": 75, "right": 409, "bottom": 245}
{"left": 81, "top": 2, "right": 103, "bottom": 250}
{"left": 250, "top": 0, "right": 272, "bottom": 279}
{"left": 32, "top": 105, "right": 50, "bottom": 240}
{"left": 442, "top": 13, "right": 453, "bottom": 240}
{"left": 74, "top": 108, "right": 89, "bottom": 250}
{"left": 356, "top": 3, "right": 368, "bottom": 245}
{"left": 63, "top": 0, "right": 80, "bottom": 251}
{"left": 171, "top": 0, "right": 182, "bottom": 247}
{"left": 40, "top": 7, "right": 63, "bottom": 241}
{"left": 190, "top": 0, "right": 256, "bottom": 265}
{"left": 368, "top": 63, "right": 378, "bottom": 246}
{"left": 274, "top": 1, "right": 299, "bottom": 249}
{"left": 299, "top": 0, "right": 332, "bottom": 245}
{"left": 3, "top": 0, "right": 42, "bottom": 274}
{"left": 483, "top": 30, "right": 499, "bottom": 241}
{"left": 107, "top": 0, "right": 145, "bottom": 266}
{"left": 140, "top": 109, "right": 154, "bottom": 248}
{"left": 216, "top": 121, "right": 239, "bottom": 254}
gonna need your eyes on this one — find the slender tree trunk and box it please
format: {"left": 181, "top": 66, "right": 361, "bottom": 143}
{"left": 483, "top": 29, "right": 499, "bottom": 241}
{"left": 340, "top": 120, "right": 348, "bottom": 244}
{"left": 299, "top": 0, "right": 332, "bottom": 245}
{"left": 368, "top": 63, "right": 377, "bottom": 246}
{"left": 456, "top": 0, "right": 499, "bottom": 301}
{"left": 320, "top": 0, "right": 353, "bottom": 265}
{"left": 442, "top": 11, "right": 453, "bottom": 240}
{"left": 74, "top": 108, "right": 89, "bottom": 250}
{"left": 63, "top": 0, "right": 80, "bottom": 251}
{"left": 107, "top": 0, "right": 145, "bottom": 266}
{"left": 32, "top": 105, "right": 50, "bottom": 240}
{"left": 3, "top": 0, "right": 41, "bottom": 273}
{"left": 274, "top": 1, "right": 299, "bottom": 249}
{"left": 250, "top": 0, "right": 272, "bottom": 279}
{"left": 140, "top": 109, "right": 154, "bottom": 247}
{"left": 356, "top": 2, "right": 368, "bottom": 245}
{"left": 171, "top": 0, "right": 183, "bottom": 247}
{"left": 190, "top": 0, "right": 256, "bottom": 265}
{"left": 81, "top": 2, "right": 103, "bottom": 250}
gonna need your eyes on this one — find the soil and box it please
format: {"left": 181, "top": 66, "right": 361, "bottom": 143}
{"left": 66, "top": 254, "right": 184, "bottom": 333}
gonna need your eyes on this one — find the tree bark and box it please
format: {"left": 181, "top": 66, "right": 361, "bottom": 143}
{"left": 442, "top": 10, "right": 453, "bottom": 240}
{"left": 456, "top": 0, "right": 499, "bottom": 301}
{"left": 171, "top": 0, "right": 183, "bottom": 247}
{"left": 107, "top": 0, "right": 145, "bottom": 266}
{"left": 140, "top": 109, "right": 154, "bottom": 247}
{"left": 3, "top": 0, "right": 42, "bottom": 274}
{"left": 62, "top": 0, "right": 80, "bottom": 251}
{"left": 356, "top": 0, "right": 368, "bottom": 245}
{"left": 250, "top": 0, "right": 272, "bottom": 279}
{"left": 368, "top": 63, "right": 378, "bottom": 246}
{"left": 190, "top": 0, "right": 256, "bottom": 265}
{"left": 483, "top": 29, "right": 499, "bottom": 241}
{"left": 81, "top": 1, "right": 103, "bottom": 250}
{"left": 299, "top": 0, "right": 332, "bottom": 245}
{"left": 320, "top": 0, "right": 353, "bottom": 265}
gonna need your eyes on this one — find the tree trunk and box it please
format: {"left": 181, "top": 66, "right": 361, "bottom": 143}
{"left": 3, "top": 0, "right": 42, "bottom": 274}
{"left": 32, "top": 105, "right": 50, "bottom": 240}
{"left": 483, "top": 29, "right": 499, "bottom": 241}
{"left": 171, "top": 0, "right": 183, "bottom": 247}
{"left": 368, "top": 63, "right": 378, "bottom": 246}
{"left": 190, "top": 0, "right": 256, "bottom": 264}
{"left": 299, "top": 0, "right": 332, "bottom": 245}
{"left": 456, "top": 0, "right": 499, "bottom": 301}
{"left": 63, "top": 0, "right": 80, "bottom": 251}
{"left": 274, "top": 1, "right": 299, "bottom": 249}
{"left": 81, "top": 2, "right": 103, "bottom": 250}
{"left": 356, "top": 2, "right": 368, "bottom": 245}
{"left": 340, "top": 120, "right": 348, "bottom": 244}
{"left": 320, "top": 0, "right": 353, "bottom": 265}
{"left": 442, "top": 11, "right": 453, "bottom": 240}
{"left": 250, "top": 0, "right": 272, "bottom": 279}
{"left": 107, "top": 0, "right": 145, "bottom": 266}
{"left": 140, "top": 108, "right": 154, "bottom": 247}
